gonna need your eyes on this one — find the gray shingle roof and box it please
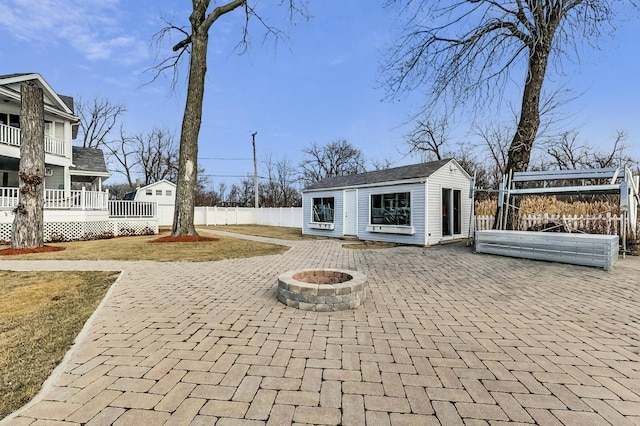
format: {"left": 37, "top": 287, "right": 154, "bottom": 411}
{"left": 303, "top": 158, "right": 454, "bottom": 191}
{"left": 0, "top": 73, "right": 33, "bottom": 79}
{"left": 58, "top": 95, "right": 74, "bottom": 113}
{"left": 71, "top": 146, "right": 109, "bottom": 173}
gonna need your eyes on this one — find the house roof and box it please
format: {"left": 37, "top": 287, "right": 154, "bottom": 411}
{"left": 71, "top": 146, "right": 109, "bottom": 174}
{"left": 303, "top": 158, "right": 462, "bottom": 191}
{"left": 0, "top": 73, "right": 77, "bottom": 120}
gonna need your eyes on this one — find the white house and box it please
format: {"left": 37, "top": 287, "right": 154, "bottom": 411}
{"left": 0, "top": 73, "right": 157, "bottom": 242}
{"left": 124, "top": 180, "right": 176, "bottom": 226}
{"left": 0, "top": 73, "right": 110, "bottom": 192}
{"left": 302, "top": 159, "right": 474, "bottom": 245}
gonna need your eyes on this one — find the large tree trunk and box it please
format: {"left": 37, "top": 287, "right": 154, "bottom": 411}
{"left": 497, "top": 45, "right": 551, "bottom": 230}
{"left": 172, "top": 9, "right": 210, "bottom": 236}
{"left": 12, "top": 82, "right": 45, "bottom": 249}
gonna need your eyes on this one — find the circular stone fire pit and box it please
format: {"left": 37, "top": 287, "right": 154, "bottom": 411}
{"left": 277, "top": 269, "right": 367, "bottom": 311}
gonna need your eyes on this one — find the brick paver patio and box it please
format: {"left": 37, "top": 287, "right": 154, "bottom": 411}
{"left": 1, "top": 230, "right": 639, "bottom": 425}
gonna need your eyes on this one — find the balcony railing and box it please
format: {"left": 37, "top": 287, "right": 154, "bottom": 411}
{"left": 0, "top": 187, "right": 108, "bottom": 210}
{"left": 109, "top": 200, "right": 157, "bottom": 218}
{"left": 0, "top": 123, "right": 66, "bottom": 156}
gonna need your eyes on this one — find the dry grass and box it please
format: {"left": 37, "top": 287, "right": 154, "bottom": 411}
{"left": 475, "top": 196, "right": 619, "bottom": 216}
{"left": 0, "top": 271, "right": 118, "bottom": 419}
{"left": 201, "top": 225, "right": 311, "bottom": 241}
{"left": 0, "top": 230, "right": 288, "bottom": 262}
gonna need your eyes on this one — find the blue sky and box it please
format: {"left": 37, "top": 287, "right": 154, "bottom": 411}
{"left": 1, "top": 1, "right": 638, "bottom": 187}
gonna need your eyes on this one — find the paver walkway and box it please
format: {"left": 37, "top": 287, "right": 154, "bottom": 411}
{"left": 1, "top": 231, "right": 640, "bottom": 425}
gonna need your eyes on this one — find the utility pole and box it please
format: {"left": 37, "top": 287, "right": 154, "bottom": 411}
{"left": 251, "top": 131, "right": 258, "bottom": 208}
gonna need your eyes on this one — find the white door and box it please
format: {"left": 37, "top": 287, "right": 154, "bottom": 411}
{"left": 344, "top": 190, "right": 358, "bottom": 235}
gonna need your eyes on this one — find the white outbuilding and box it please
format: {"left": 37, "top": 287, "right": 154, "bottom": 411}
{"left": 302, "top": 159, "right": 473, "bottom": 245}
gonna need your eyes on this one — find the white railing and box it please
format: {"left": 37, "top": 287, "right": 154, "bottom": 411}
{"left": 475, "top": 213, "right": 632, "bottom": 237}
{"left": 0, "top": 187, "right": 108, "bottom": 210}
{"left": 44, "top": 188, "right": 108, "bottom": 210}
{"left": 0, "top": 187, "right": 18, "bottom": 208}
{"left": 0, "top": 123, "right": 66, "bottom": 156}
{"left": 0, "top": 123, "right": 20, "bottom": 148}
{"left": 109, "top": 200, "right": 157, "bottom": 218}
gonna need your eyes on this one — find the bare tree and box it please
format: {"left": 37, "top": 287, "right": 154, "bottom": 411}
{"left": 383, "top": 1, "right": 633, "bottom": 176}
{"left": 76, "top": 97, "right": 126, "bottom": 148}
{"left": 152, "top": 1, "right": 308, "bottom": 236}
{"left": 103, "top": 125, "right": 139, "bottom": 187}
{"left": 135, "top": 127, "right": 178, "bottom": 184}
{"left": 545, "top": 130, "right": 635, "bottom": 170}
{"left": 12, "top": 82, "right": 45, "bottom": 249}
{"left": 404, "top": 114, "right": 450, "bottom": 161}
{"left": 300, "top": 140, "right": 367, "bottom": 186}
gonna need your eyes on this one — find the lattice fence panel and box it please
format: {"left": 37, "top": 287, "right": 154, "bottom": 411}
{"left": 0, "top": 220, "right": 158, "bottom": 243}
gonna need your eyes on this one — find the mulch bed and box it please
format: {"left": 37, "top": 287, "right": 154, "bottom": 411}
{"left": 0, "top": 246, "right": 65, "bottom": 256}
{"left": 150, "top": 235, "right": 220, "bottom": 243}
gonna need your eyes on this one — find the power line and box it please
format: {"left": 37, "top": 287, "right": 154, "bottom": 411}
{"left": 198, "top": 157, "right": 252, "bottom": 161}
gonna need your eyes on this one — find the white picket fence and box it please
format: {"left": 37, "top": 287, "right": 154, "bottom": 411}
{"left": 475, "top": 213, "right": 632, "bottom": 237}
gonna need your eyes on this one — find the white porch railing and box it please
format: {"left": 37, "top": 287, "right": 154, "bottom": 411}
{"left": 0, "top": 187, "right": 108, "bottom": 210}
{"left": 0, "top": 187, "right": 18, "bottom": 208}
{"left": 0, "top": 123, "right": 66, "bottom": 156}
{"left": 109, "top": 200, "right": 157, "bottom": 218}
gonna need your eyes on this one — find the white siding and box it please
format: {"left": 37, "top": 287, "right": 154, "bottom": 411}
{"left": 357, "top": 182, "right": 427, "bottom": 245}
{"left": 134, "top": 181, "right": 176, "bottom": 206}
{"left": 302, "top": 190, "right": 344, "bottom": 238}
{"left": 426, "top": 162, "right": 473, "bottom": 245}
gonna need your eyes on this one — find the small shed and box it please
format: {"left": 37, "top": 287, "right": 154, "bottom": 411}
{"left": 124, "top": 180, "right": 176, "bottom": 226}
{"left": 302, "top": 159, "right": 473, "bottom": 245}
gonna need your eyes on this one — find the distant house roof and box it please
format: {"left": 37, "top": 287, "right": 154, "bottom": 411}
{"left": 71, "top": 146, "right": 109, "bottom": 174}
{"left": 303, "top": 159, "right": 461, "bottom": 191}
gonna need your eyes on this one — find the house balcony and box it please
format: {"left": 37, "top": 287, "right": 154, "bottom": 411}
{"left": 0, "top": 187, "right": 108, "bottom": 210}
{"left": 0, "top": 122, "right": 66, "bottom": 157}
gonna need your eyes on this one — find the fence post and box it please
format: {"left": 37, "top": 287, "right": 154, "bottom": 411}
{"left": 81, "top": 187, "right": 86, "bottom": 211}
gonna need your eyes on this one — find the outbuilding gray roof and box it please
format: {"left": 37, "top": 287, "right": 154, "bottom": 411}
{"left": 71, "top": 146, "right": 109, "bottom": 173}
{"left": 303, "top": 158, "right": 454, "bottom": 191}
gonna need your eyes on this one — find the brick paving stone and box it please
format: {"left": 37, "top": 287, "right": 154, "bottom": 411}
{"left": 455, "top": 402, "right": 509, "bottom": 421}
{"left": 275, "top": 390, "right": 320, "bottom": 406}
{"left": 85, "top": 407, "right": 125, "bottom": 426}
{"left": 365, "top": 411, "right": 391, "bottom": 425}
{"left": 245, "top": 389, "right": 277, "bottom": 420}
{"left": 389, "top": 413, "right": 440, "bottom": 426}
{"left": 66, "top": 390, "right": 121, "bottom": 423}
{"left": 321, "top": 380, "right": 342, "bottom": 408}
{"left": 342, "top": 394, "right": 365, "bottom": 426}
{"left": 19, "top": 401, "right": 82, "bottom": 421}
{"left": 404, "top": 385, "right": 434, "bottom": 415}
{"left": 164, "top": 398, "right": 206, "bottom": 426}
{"left": 155, "top": 382, "right": 196, "bottom": 412}
{"left": 112, "top": 409, "right": 169, "bottom": 425}
{"left": 200, "top": 400, "right": 250, "bottom": 418}
{"left": 108, "top": 377, "right": 155, "bottom": 393}
{"left": 363, "top": 395, "right": 411, "bottom": 413}
{"left": 551, "top": 410, "right": 610, "bottom": 426}
{"left": 432, "top": 401, "right": 464, "bottom": 426}
{"left": 266, "top": 404, "right": 295, "bottom": 426}
{"left": 110, "top": 391, "right": 162, "bottom": 409}
{"left": 293, "top": 406, "right": 341, "bottom": 425}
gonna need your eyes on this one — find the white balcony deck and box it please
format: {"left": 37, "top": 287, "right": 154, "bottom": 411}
{"left": 0, "top": 122, "right": 66, "bottom": 156}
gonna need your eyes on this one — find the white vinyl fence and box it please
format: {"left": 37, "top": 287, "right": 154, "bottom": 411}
{"left": 475, "top": 213, "right": 634, "bottom": 237}
{"left": 156, "top": 205, "right": 303, "bottom": 228}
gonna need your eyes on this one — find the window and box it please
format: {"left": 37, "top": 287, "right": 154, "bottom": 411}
{"left": 166, "top": 190, "right": 172, "bottom": 196}
{"left": 156, "top": 189, "right": 163, "bottom": 196}
{"left": 312, "top": 197, "right": 334, "bottom": 223}
{"left": 146, "top": 189, "right": 152, "bottom": 196}
{"left": 442, "top": 188, "right": 461, "bottom": 236}
{"left": 370, "top": 192, "right": 410, "bottom": 226}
